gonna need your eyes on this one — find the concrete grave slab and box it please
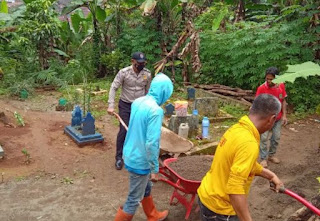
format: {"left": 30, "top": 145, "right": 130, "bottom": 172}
{"left": 168, "top": 114, "right": 199, "bottom": 138}
{"left": 192, "top": 97, "right": 219, "bottom": 117}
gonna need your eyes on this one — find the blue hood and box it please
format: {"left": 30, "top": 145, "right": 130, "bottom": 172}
{"left": 147, "top": 73, "right": 173, "bottom": 105}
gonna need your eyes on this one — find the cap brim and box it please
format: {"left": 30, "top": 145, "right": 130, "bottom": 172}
{"left": 136, "top": 59, "right": 146, "bottom": 62}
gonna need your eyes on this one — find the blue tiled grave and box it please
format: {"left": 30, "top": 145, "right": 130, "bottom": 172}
{"left": 64, "top": 106, "right": 104, "bottom": 146}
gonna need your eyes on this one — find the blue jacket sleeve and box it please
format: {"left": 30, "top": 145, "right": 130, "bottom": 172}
{"left": 145, "top": 108, "right": 163, "bottom": 174}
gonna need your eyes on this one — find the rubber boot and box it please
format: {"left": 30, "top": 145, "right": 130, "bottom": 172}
{"left": 141, "top": 195, "right": 169, "bottom": 221}
{"left": 114, "top": 207, "right": 133, "bottom": 221}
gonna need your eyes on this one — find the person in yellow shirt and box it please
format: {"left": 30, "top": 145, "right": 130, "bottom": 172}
{"left": 197, "top": 94, "right": 284, "bottom": 221}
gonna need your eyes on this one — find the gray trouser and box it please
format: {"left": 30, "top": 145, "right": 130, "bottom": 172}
{"left": 260, "top": 120, "right": 282, "bottom": 160}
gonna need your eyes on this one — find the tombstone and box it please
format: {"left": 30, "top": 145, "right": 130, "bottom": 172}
{"left": 82, "top": 112, "right": 95, "bottom": 135}
{"left": 64, "top": 106, "right": 104, "bottom": 146}
{"left": 193, "top": 97, "right": 219, "bottom": 117}
{"left": 168, "top": 114, "right": 199, "bottom": 138}
{"left": 187, "top": 87, "right": 196, "bottom": 100}
{"left": 165, "top": 103, "right": 175, "bottom": 117}
{"left": 71, "top": 105, "right": 82, "bottom": 127}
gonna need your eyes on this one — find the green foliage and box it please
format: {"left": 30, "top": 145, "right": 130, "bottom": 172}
{"left": 31, "top": 69, "right": 64, "bottom": 86}
{"left": 15, "top": 176, "right": 26, "bottom": 181}
{"left": 195, "top": 3, "right": 232, "bottom": 31}
{"left": 220, "top": 104, "right": 248, "bottom": 119}
{"left": 100, "top": 49, "right": 127, "bottom": 76}
{"left": 272, "top": 62, "right": 320, "bottom": 112}
{"left": 273, "top": 62, "right": 320, "bottom": 83}
{"left": 316, "top": 104, "right": 320, "bottom": 116}
{"left": 285, "top": 76, "right": 320, "bottom": 112}
{"left": 116, "top": 17, "right": 163, "bottom": 72}
{"left": 61, "top": 177, "right": 74, "bottom": 184}
{"left": 0, "top": 0, "right": 8, "bottom": 14}
{"left": 199, "top": 18, "right": 315, "bottom": 89}
{"left": 197, "top": 4, "right": 319, "bottom": 112}
{"left": 1, "top": 0, "right": 319, "bottom": 115}
{"left": 14, "top": 111, "right": 25, "bottom": 126}
{"left": 16, "top": 0, "right": 60, "bottom": 70}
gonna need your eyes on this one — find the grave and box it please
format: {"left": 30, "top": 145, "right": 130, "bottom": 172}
{"left": 192, "top": 97, "right": 219, "bottom": 117}
{"left": 64, "top": 106, "right": 104, "bottom": 146}
{"left": 168, "top": 114, "right": 199, "bottom": 138}
{"left": 196, "top": 89, "right": 251, "bottom": 109}
{"left": 187, "top": 87, "right": 196, "bottom": 100}
{"left": 165, "top": 103, "right": 175, "bottom": 117}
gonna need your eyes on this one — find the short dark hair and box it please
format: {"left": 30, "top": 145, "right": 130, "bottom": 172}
{"left": 265, "top": 67, "right": 279, "bottom": 77}
{"left": 250, "top": 94, "right": 281, "bottom": 119}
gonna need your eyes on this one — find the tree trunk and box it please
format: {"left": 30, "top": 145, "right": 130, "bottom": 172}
{"left": 93, "top": 18, "right": 103, "bottom": 77}
{"left": 116, "top": 1, "right": 121, "bottom": 37}
{"left": 38, "top": 42, "right": 47, "bottom": 70}
{"left": 311, "top": 9, "right": 319, "bottom": 60}
{"left": 182, "top": 61, "right": 188, "bottom": 84}
{"left": 181, "top": 2, "right": 187, "bottom": 25}
{"left": 234, "top": 0, "right": 245, "bottom": 23}
{"left": 171, "top": 57, "right": 175, "bottom": 83}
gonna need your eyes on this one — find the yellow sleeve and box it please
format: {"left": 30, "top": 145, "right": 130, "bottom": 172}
{"left": 252, "top": 162, "right": 263, "bottom": 176}
{"left": 226, "top": 142, "right": 260, "bottom": 195}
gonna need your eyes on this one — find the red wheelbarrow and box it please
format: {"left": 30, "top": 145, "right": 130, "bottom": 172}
{"left": 159, "top": 158, "right": 201, "bottom": 220}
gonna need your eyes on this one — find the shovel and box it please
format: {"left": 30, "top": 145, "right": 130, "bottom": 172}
{"left": 112, "top": 112, "right": 193, "bottom": 154}
{"left": 270, "top": 182, "right": 320, "bottom": 216}
{"left": 113, "top": 112, "right": 128, "bottom": 131}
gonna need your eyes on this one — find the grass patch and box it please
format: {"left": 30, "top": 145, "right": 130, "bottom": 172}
{"left": 15, "top": 176, "right": 26, "bottom": 181}
{"left": 91, "top": 109, "right": 107, "bottom": 120}
{"left": 220, "top": 104, "right": 248, "bottom": 119}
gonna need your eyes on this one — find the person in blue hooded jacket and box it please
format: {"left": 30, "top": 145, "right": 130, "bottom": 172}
{"left": 114, "top": 73, "right": 173, "bottom": 221}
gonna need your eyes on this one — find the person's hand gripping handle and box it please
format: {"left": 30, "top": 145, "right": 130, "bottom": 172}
{"left": 269, "top": 181, "right": 285, "bottom": 193}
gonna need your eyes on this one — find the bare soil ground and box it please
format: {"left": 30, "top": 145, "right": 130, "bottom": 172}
{"left": 0, "top": 91, "right": 320, "bottom": 221}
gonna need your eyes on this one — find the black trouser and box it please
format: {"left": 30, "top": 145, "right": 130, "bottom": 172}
{"left": 198, "top": 197, "right": 239, "bottom": 221}
{"left": 116, "top": 100, "right": 131, "bottom": 161}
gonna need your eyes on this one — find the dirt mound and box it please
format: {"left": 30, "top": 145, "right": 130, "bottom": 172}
{"left": 169, "top": 155, "right": 212, "bottom": 181}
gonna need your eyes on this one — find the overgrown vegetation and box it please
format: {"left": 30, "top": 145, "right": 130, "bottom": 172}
{"left": 0, "top": 0, "right": 319, "bottom": 114}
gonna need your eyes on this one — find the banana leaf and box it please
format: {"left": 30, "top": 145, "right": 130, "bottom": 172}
{"left": 273, "top": 62, "right": 320, "bottom": 84}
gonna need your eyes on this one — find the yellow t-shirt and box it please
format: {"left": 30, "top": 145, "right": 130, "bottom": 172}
{"left": 197, "top": 115, "right": 263, "bottom": 215}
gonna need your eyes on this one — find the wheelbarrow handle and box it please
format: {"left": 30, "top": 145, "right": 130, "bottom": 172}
{"left": 284, "top": 188, "right": 320, "bottom": 216}
{"left": 270, "top": 182, "right": 320, "bottom": 216}
{"left": 159, "top": 177, "right": 187, "bottom": 193}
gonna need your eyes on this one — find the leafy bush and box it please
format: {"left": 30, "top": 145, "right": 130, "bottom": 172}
{"left": 100, "top": 49, "right": 127, "bottom": 76}
{"left": 116, "top": 17, "right": 163, "bottom": 73}
{"left": 198, "top": 18, "right": 315, "bottom": 89}
{"left": 196, "top": 5, "right": 319, "bottom": 111}
{"left": 286, "top": 76, "right": 320, "bottom": 112}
